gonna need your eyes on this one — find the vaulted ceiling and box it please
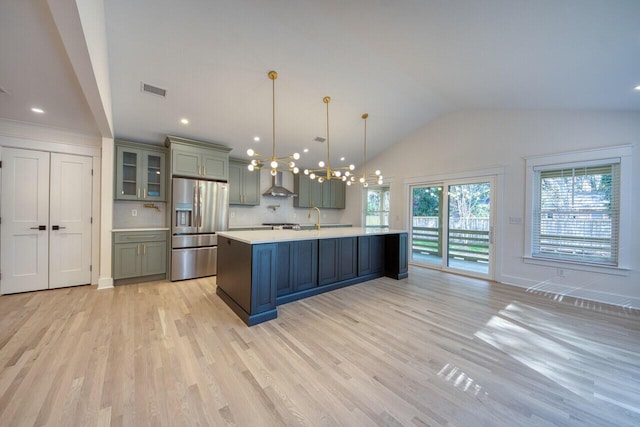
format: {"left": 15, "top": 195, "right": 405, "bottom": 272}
{"left": 1, "top": 0, "right": 639, "bottom": 169}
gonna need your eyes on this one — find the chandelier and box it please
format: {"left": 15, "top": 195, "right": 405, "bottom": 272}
{"left": 246, "top": 71, "right": 300, "bottom": 176}
{"left": 303, "top": 96, "right": 355, "bottom": 183}
{"left": 347, "top": 113, "right": 383, "bottom": 187}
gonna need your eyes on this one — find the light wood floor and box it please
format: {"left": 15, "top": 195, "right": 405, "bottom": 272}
{"left": 1, "top": 267, "right": 639, "bottom": 427}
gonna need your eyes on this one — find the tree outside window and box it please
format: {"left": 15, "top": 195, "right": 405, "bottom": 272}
{"left": 365, "top": 186, "right": 390, "bottom": 228}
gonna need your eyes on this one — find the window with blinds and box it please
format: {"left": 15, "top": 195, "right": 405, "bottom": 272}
{"left": 532, "top": 162, "right": 620, "bottom": 266}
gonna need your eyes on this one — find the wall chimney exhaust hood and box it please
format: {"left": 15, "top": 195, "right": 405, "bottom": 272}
{"left": 263, "top": 171, "right": 297, "bottom": 197}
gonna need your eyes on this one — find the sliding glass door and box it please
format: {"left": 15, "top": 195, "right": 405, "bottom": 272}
{"left": 410, "top": 177, "right": 495, "bottom": 279}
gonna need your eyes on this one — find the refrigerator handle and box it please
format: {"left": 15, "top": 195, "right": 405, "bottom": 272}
{"left": 193, "top": 183, "right": 199, "bottom": 230}
{"left": 197, "top": 182, "right": 203, "bottom": 228}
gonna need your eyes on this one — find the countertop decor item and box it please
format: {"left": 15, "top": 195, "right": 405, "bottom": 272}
{"left": 246, "top": 71, "right": 301, "bottom": 176}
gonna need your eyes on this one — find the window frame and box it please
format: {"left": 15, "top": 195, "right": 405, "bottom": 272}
{"left": 524, "top": 145, "right": 632, "bottom": 275}
{"left": 362, "top": 185, "right": 391, "bottom": 229}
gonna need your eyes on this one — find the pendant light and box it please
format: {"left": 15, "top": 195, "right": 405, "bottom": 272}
{"left": 303, "top": 96, "right": 355, "bottom": 183}
{"left": 246, "top": 71, "right": 300, "bottom": 176}
{"left": 347, "top": 113, "right": 383, "bottom": 187}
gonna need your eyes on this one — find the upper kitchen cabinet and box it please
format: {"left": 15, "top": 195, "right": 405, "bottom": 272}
{"left": 165, "top": 136, "right": 232, "bottom": 181}
{"left": 293, "top": 175, "right": 345, "bottom": 209}
{"left": 229, "top": 159, "right": 260, "bottom": 205}
{"left": 115, "top": 140, "right": 167, "bottom": 201}
{"left": 330, "top": 179, "right": 346, "bottom": 209}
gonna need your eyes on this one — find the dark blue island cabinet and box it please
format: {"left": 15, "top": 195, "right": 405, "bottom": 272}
{"left": 216, "top": 232, "right": 408, "bottom": 326}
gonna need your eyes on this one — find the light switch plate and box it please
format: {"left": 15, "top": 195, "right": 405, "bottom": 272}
{"left": 132, "top": 209, "right": 138, "bottom": 217}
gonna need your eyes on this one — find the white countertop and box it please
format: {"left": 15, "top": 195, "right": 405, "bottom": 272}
{"left": 229, "top": 223, "right": 351, "bottom": 229}
{"left": 112, "top": 227, "right": 169, "bottom": 232}
{"left": 217, "top": 227, "right": 406, "bottom": 244}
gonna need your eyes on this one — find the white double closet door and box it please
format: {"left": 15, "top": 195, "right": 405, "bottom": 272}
{"left": 1, "top": 148, "right": 92, "bottom": 294}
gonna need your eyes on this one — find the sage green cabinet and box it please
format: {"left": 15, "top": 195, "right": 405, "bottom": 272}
{"left": 229, "top": 159, "right": 260, "bottom": 205}
{"left": 293, "top": 174, "right": 311, "bottom": 207}
{"left": 113, "top": 230, "right": 167, "bottom": 280}
{"left": 293, "top": 175, "right": 345, "bottom": 209}
{"left": 330, "top": 180, "right": 346, "bottom": 209}
{"left": 115, "top": 141, "right": 166, "bottom": 201}
{"left": 166, "top": 136, "right": 231, "bottom": 180}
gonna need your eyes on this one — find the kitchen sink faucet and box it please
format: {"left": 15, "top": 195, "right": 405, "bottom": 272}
{"left": 308, "top": 206, "right": 321, "bottom": 230}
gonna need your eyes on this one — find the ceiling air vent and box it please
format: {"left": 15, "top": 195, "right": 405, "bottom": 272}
{"left": 141, "top": 82, "right": 167, "bottom": 98}
{"left": 314, "top": 136, "right": 326, "bottom": 143}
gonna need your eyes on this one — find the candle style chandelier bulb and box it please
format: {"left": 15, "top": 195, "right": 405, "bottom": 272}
{"left": 248, "top": 164, "right": 255, "bottom": 171}
{"left": 293, "top": 153, "right": 300, "bottom": 160}
{"left": 335, "top": 171, "right": 341, "bottom": 177}
{"left": 247, "top": 148, "right": 255, "bottom": 156}
{"left": 349, "top": 164, "right": 355, "bottom": 170}
{"left": 310, "top": 173, "right": 316, "bottom": 179}
{"left": 289, "top": 161, "right": 296, "bottom": 168}
{"left": 304, "top": 169, "right": 309, "bottom": 175}
{"left": 318, "top": 177, "right": 324, "bottom": 183}
{"left": 270, "top": 169, "right": 277, "bottom": 176}
{"left": 360, "top": 177, "right": 365, "bottom": 183}
{"left": 375, "top": 170, "right": 381, "bottom": 175}
{"left": 293, "top": 167, "right": 299, "bottom": 174}
{"left": 318, "top": 160, "right": 325, "bottom": 167}
{"left": 270, "top": 160, "right": 278, "bottom": 169}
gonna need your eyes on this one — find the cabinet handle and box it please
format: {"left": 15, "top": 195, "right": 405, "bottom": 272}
{"left": 137, "top": 244, "right": 140, "bottom": 256}
{"left": 137, "top": 188, "right": 140, "bottom": 198}
{"left": 143, "top": 244, "right": 147, "bottom": 255}
{"left": 203, "top": 166, "right": 206, "bottom": 176}
{"left": 143, "top": 188, "right": 147, "bottom": 199}
{"left": 198, "top": 165, "right": 202, "bottom": 176}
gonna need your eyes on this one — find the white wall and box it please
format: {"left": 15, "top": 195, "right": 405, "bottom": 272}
{"left": 344, "top": 110, "right": 640, "bottom": 308}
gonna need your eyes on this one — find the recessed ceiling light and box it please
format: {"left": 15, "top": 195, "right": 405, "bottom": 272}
{"left": 634, "top": 85, "right": 640, "bottom": 91}
{"left": 254, "top": 136, "right": 260, "bottom": 142}
{"left": 303, "top": 148, "right": 309, "bottom": 153}
{"left": 180, "top": 118, "right": 189, "bottom": 124}
{"left": 340, "top": 157, "right": 345, "bottom": 161}
{"left": 31, "top": 107, "right": 44, "bottom": 114}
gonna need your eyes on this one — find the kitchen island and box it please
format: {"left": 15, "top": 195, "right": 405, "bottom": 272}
{"left": 216, "top": 228, "right": 408, "bottom": 326}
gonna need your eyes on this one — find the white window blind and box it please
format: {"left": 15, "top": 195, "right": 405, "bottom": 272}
{"left": 532, "top": 163, "right": 620, "bottom": 266}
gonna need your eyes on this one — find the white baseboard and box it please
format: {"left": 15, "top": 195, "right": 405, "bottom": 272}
{"left": 97, "top": 276, "right": 114, "bottom": 290}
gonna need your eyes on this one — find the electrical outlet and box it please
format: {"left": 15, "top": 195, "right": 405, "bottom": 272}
{"left": 557, "top": 268, "right": 565, "bottom": 277}
{"left": 132, "top": 209, "right": 137, "bottom": 217}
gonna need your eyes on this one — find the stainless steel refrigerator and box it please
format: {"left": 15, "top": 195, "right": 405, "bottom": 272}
{"left": 171, "top": 177, "right": 229, "bottom": 281}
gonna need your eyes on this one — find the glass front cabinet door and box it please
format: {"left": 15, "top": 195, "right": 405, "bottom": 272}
{"left": 116, "top": 143, "right": 166, "bottom": 201}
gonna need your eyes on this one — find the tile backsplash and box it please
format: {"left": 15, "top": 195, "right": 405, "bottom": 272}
{"left": 113, "top": 201, "right": 167, "bottom": 229}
